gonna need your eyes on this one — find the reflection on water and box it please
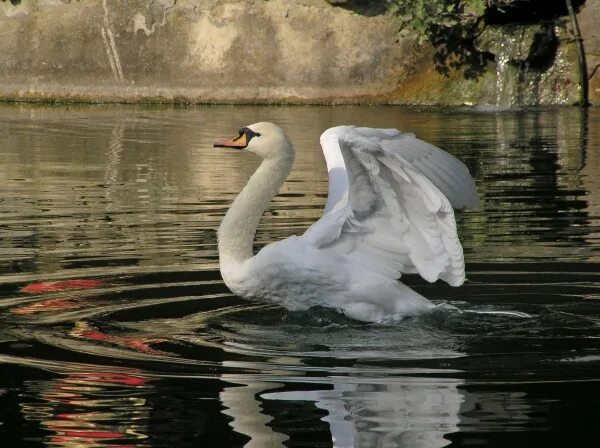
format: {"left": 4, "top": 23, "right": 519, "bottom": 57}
{"left": 221, "top": 378, "right": 289, "bottom": 448}
{"left": 0, "top": 105, "right": 599, "bottom": 447}
{"left": 23, "top": 369, "right": 151, "bottom": 447}
{"left": 262, "top": 377, "right": 464, "bottom": 448}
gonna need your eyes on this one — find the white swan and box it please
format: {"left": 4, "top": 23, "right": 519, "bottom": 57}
{"left": 214, "top": 123, "right": 479, "bottom": 322}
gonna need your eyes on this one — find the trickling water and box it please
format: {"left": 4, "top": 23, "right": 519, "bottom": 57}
{"left": 495, "top": 51, "right": 512, "bottom": 106}
{"left": 0, "top": 104, "right": 599, "bottom": 447}
{"left": 478, "top": 23, "right": 579, "bottom": 108}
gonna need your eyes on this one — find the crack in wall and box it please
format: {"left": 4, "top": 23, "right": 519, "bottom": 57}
{"left": 101, "top": 0, "right": 124, "bottom": 84}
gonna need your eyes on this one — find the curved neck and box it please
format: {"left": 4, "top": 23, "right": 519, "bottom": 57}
{"left": 218, "top": 154, "right": 294, "bottom": 267}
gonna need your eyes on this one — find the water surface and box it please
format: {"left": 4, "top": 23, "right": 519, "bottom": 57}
{"left": 0, "top": 104, "right": 599, "bottom": 447}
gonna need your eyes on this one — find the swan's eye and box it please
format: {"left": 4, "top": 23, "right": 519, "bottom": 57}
{"left": 255, "top": 133, "right": 261, "bottom": 137}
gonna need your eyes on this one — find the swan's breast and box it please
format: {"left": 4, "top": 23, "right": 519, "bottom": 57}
{"left": 219, "top": 261, "right": 254, "bottom": 298}
{"left": 224, "top": 237, "right": 351, "bottom": 310}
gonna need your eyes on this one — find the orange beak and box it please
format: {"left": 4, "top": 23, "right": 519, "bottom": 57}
{"left": 214, "top": 131, "right": 247, "bottom": 149}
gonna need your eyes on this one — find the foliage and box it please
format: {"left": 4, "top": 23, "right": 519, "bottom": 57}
{"left": 391, "top": 0, "right": 519, "bottom": 77}
{"left": 394, "top": 0, "right": 518, "bottom": 41}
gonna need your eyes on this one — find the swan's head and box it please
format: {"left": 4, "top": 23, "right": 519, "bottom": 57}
{"left": 214, "top": 122, "right": 293, "bottom": 161}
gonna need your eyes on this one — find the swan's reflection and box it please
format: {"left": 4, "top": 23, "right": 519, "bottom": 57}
{"left": 266, "top": 377, "right": 463, "bottom": 448}
{"left": 221, "top": 374, "right": 542, "bottom": 447}
{"left": 220, "top": 374, "right": 463, "bottom": 448}
{"left": 220, "top": 378, "right": 289, "bottom": 448}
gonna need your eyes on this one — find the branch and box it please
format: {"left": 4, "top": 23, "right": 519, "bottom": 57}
{"left": 589, "top": 62, "right": 600, "bottom": 80}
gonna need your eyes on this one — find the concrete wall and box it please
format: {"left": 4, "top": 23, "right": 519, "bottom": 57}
{"left": 0, "top": 0, "right": 418, "bottom": 103}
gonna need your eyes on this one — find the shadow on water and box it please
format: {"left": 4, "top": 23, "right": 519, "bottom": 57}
{"left": 0, "top": 104, "right": 599, "bottom": 447}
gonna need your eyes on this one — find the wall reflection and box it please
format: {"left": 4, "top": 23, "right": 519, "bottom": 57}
{"left": 1, "top": 105, "right": 598, "bottom": 276}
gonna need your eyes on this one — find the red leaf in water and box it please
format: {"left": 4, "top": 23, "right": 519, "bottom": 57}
{"left": 123, "top": 339, "right": 167, "bottom": 355}
{"left": 51, "top": 436, "right": 134, "bottom": 448}
{"left": 66, "top": 372, "right": 148, "bottom": 387}
{"left": 20, "top": 279, "right": 105, "bottom": 294}
{"left": 57, "top": 430, "right": 125, "bottom": 439}
{"left": 12, "top": 298, "right": 85, "bottom": 315}
{"left": 71, "top": 322, "right": 168, "bottom": 356}
{"left": 76, "top": 330, "right": 111, "bottom": 342}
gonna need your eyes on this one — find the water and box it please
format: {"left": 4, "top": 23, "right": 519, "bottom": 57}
{"left": 0, "top": 104, "right": 599, "bottom": 447}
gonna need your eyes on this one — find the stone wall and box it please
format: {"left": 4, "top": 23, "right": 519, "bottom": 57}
{"left": 0, "top": 0, "right": 417, "bottom": 103}
{"left": 0, "top": 0, "right": 594, "bottom": 105}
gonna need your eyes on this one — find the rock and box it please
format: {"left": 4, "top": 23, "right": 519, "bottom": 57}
{"left": 476, "top": 24, "right": 555, "bottom": 63}
{"left": 472, "top": 22, "right": 580, "bottom": 107}
{"left": 577, "top": 0, "right": 600, "bottom": 106}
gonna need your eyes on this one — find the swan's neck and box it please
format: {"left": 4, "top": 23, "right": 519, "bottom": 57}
{"left": 218, "top": 153, "right": 294, "bottom": 267}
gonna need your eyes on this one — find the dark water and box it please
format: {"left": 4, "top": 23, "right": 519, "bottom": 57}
{"left": 0, "top": 104, "right": 599, "bottom": 447}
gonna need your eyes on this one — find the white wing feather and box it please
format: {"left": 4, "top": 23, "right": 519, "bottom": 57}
{"left": 303, "top": 126, "right": 479, "bottom": 286}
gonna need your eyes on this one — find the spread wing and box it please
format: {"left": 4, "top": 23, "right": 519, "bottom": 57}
{"left": 302, "top": 126, "right": 479, "bottom": 286}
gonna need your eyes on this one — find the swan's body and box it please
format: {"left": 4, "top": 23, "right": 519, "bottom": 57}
{"left": 215, "top": 123, "right": 479, "bottom": 322}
